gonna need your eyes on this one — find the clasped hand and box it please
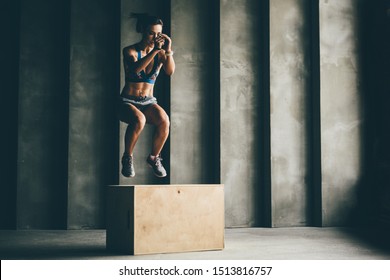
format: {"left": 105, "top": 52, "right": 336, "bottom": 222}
{"left": 154, "top": 34, "right": 172, "bottom": 51}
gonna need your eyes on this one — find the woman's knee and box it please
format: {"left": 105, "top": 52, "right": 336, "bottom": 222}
{"left": 118, "top": 104, "right": 145, "bottom": 125}
{"left": 133, "top": 113, "right": 146, "bottom": 130}
{"left": 159, "top": 113, "right": 170, "bottom": 129}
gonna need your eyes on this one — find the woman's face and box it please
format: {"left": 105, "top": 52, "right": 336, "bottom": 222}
{"left": 143, "top": 24, "right": 163, "bottom": 46}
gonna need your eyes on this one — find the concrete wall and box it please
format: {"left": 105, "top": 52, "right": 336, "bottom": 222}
{"left": 319, "top": 0, "right": 362, "bottom": 226}
{"left": 16, "top": 0, "right": 69, "bottom": 229}
{"left": 3, "top": 0, "right": 379, "bottom": 229}
{"left": 67, "top": 0, "right": 119, "bottom": 229}
{"left": 0, "top": 0, "right": 20, "bottom": 229}
{"left": 360, "top": 0, "right": 390, "bottom": 225}
{"left": 269, "top": 0, "right": 311, "bottom": 227}
{"left": 220, "top": 0, "right": 260, "bottom": 227}
{"left": 11, "top": 0, "right": 118, "bottom": 229}
{"left": 170, "top": 0, "right": 218, "bottom": 184}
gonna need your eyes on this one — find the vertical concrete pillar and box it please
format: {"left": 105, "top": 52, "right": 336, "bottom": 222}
{"left": 119, "top": 0, "right": 168, "bottom": 185}
{"left": 68, "top": 0, "right": 119, "bottom": 228}
{"left": 16, "top": 0, "right": 69, "bottom": 229}
{"left": 269, "top": 0, "right": 311, "bottom": 226}
{"left": 0, "top": 0, "right": 20, "bottom": 229}
{"left": 319, "top": 0, "right": 362, "bottom": 226}
{"left": 220, "top": 0, "right": 260, "bottom": 227}
{"left": 170, "top": 0, "right": 217, "bottom": 184}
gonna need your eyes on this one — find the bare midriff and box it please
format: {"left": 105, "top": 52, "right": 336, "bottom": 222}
{"left": 121, "top": 81, "right": 154, "bottom": 98}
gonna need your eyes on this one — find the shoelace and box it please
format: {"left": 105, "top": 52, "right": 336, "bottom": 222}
{"left": 153, "top": 156, "right": 163, "bottom": 167}
{"left": 123, "top": 156, "right": 133, "bottom": 165}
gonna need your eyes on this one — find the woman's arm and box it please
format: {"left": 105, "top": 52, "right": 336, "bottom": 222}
{"left": 163, "top": 52, "right": 175, "bottom": 76}
{"left": 160, "top": 34, "right": 175, "bottom": 76}
{"left": 123, "top": 47, "right": 161, "bottom": 74}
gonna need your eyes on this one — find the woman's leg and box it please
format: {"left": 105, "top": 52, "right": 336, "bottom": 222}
{"left": 143, "top": 104, "right": 170, "bottom": 156}
{"left": 118, "top": 103, "right": 146, "bottom": 177}
{"left": 118, "top": 103, "right": 146, "bottom": 156}
{"left": 143, "top": 104, "right": 170, "bottom": 177}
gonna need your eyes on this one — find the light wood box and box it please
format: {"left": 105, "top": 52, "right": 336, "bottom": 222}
{"left": 106, "top": 184, "right": 224, "bottom": 255}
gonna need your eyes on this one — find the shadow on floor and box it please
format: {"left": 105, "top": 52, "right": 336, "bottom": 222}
{"left": 0, "top": 244, "right": 123, "bottom": 260}
{"left": 341, "top": 225, "right": 390, "bottom": 255}
{"left": 1, "top": 227, "right": 390, "bottom": 260}
{"left": 0, "top": 230, "right": 120, "bottom": 260}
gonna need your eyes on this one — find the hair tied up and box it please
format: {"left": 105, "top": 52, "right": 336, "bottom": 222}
{"left": 129, "top": 13, "right": 148, "bottom": 33}
{"left": 129, "top": 12, "right": 163, "bottom": 33}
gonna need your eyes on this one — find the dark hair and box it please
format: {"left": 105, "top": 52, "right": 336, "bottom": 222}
{"left": 130, "top": 13, "right": 163, "bottom": 33}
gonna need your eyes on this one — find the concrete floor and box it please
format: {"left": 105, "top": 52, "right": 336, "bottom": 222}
{"left": 0, "top": 227, "right": 389, "bottom": 260}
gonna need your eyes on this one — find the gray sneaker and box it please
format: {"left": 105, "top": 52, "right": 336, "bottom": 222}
{"left": 121, "top": 154, "right": 135, "bottom": 177}
{"left": 147, "top": 155, "right": 167, "bottom": 178}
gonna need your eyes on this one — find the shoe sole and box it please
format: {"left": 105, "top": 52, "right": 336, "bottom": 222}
{"left": 147, "top": 163, "right": 167, "bottom": 178}
{"left": 121, "top": 169, "right": 135, "bottom": 178}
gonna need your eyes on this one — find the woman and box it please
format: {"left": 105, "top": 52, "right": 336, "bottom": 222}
{"left": 118, "top": 13, "right": 175, "bottom": 178}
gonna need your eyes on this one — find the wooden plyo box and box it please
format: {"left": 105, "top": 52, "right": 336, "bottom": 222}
{"left": 106, "top": 184, "right": 224, "bottom": 255}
